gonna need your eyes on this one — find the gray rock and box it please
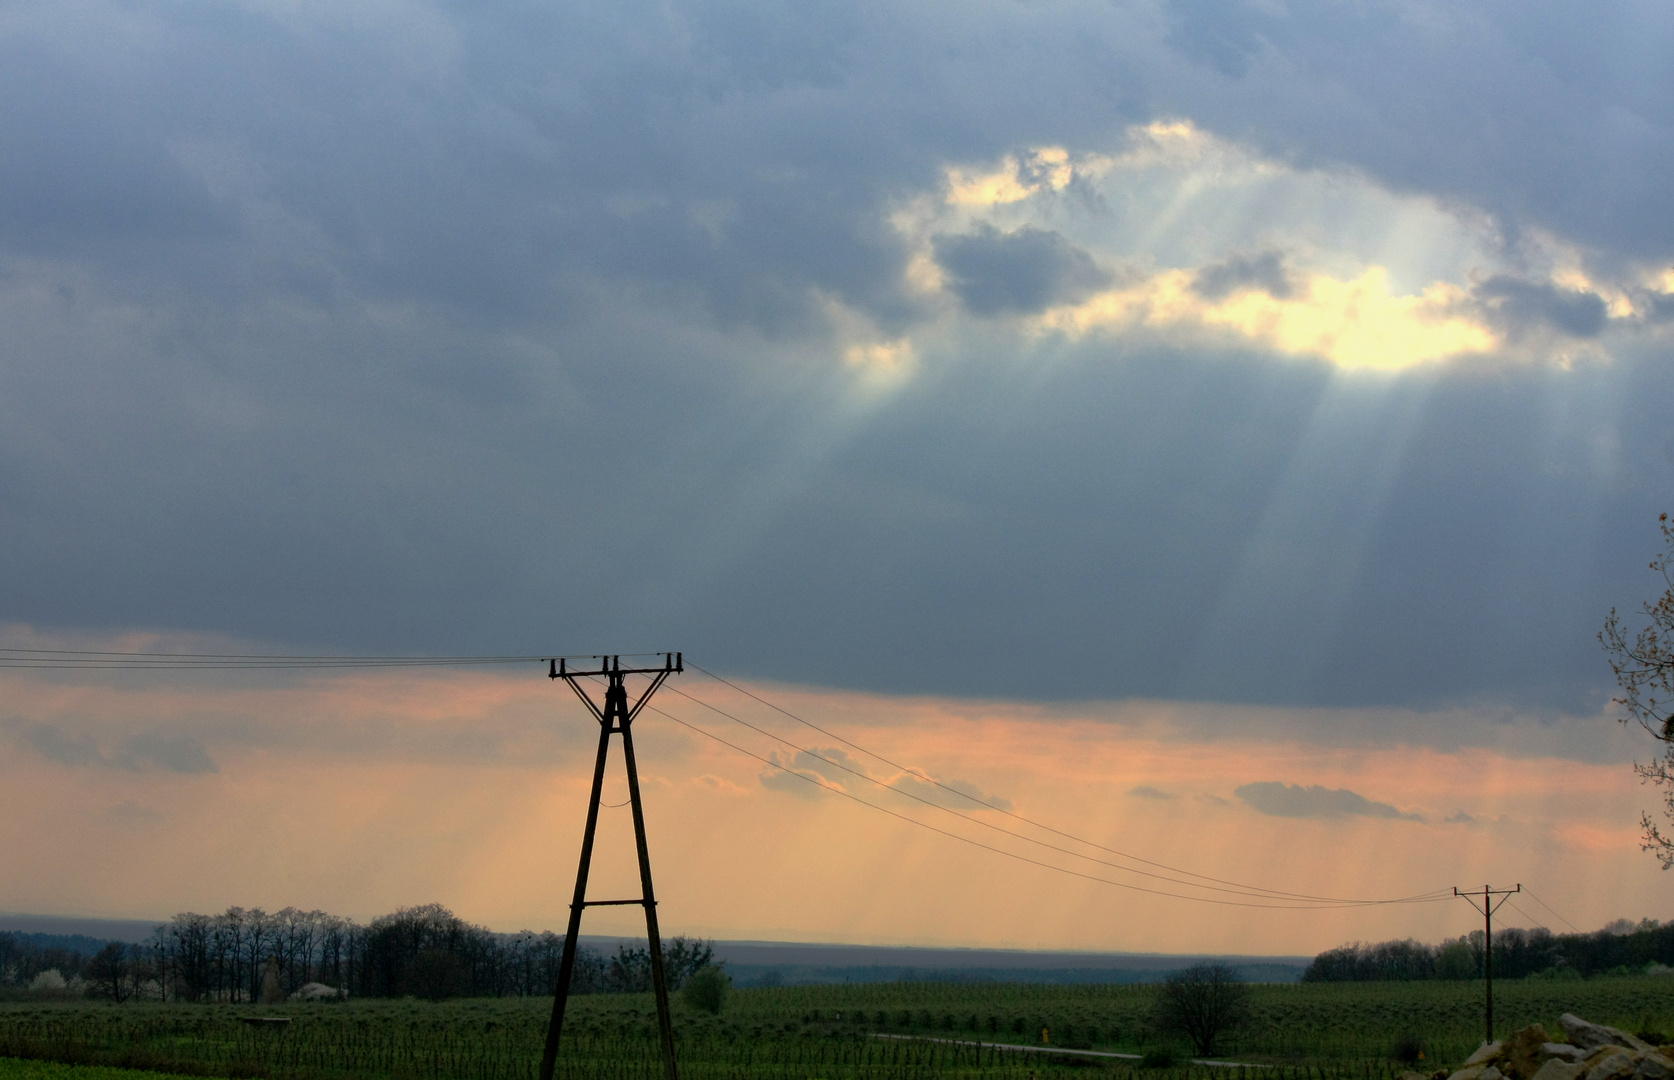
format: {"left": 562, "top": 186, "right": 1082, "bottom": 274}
{"left": 1562, "top": 1014, "right": 1655, "bottom": 1055}
{"left": 1587, "top": 1049, "right": 1641, "bottom": 1080}
{"left": 1546, "top": 1046, "right": 1589, "bottom": 1064}
{"left": 1531, "top": 1061, "right": 1586, "bottom": 1080}
{"left": 1637, "top": 1055, "right": 1674, "bottom": 1080}
{"left": 1482, "top": 1067, "right": 1505, "bottom": 1080}
{"left": 1467, "top": 1044, "right": 1505, "bottom": 1067}
{"left": 1450, "top": 1065, "right": 1487, "bottom": 1080}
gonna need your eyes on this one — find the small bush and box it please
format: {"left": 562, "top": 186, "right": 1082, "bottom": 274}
{"left": 680, "top": 965, "right": 731, "bottom": 1015}
{"left": 1392, "top": 1033, "right": 1427, "bottom": 1063}
{"left": 1142, "top": 1047, "right": 1176, "bottom": 1068}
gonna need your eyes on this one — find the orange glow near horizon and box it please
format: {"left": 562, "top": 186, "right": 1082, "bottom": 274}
{"left": 0, "top": 662, "right": 1661, "bottom": 955}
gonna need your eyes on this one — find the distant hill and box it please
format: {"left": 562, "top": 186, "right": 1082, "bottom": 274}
{"left": 578, "top": 936, "right": 1310, "bottom": 987}
{"left": 0, "top": 914, "right": 163, "bottom": 944}
{"left": 0, "top": 914, "right": 1308, "bottom": 987}
{"left": 1, "top": 931, "right": 125, "bottom": 956}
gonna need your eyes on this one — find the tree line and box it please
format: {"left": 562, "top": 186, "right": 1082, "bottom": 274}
{"left": 2, "top": 904, "right": 717, "bottom": 1002}
{"left": 1303, "top": 919, "right": 1671, "bottom": 982}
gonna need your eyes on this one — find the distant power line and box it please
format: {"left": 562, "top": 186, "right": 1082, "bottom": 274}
{"left": 0, "top": 648, "right": 662, "bottom": 670}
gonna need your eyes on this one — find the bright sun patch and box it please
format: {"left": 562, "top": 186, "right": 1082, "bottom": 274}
{"left": 945, "top": 147, "right": 1075, "bottom": 206}
{"left": 904, "top": 120, "right": 1621, "bottom": 373}
{"left": 1040, "top": 266, "right": 1496, "bottom": 370}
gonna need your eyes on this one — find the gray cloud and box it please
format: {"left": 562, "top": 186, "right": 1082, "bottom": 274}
{"left": 890, "top": 773, "right": 1013, "bottom": 812}
{"left": 1235, "top": 781, "right": 1422, "bottom": 821}
{"left": 22, "top": 725, "right": 105, "bottom": 768}
{"left": 1129, "top": 785, "right": 1177, "bottom": 800}
{"left": 1192, "top": 251, "right": 1294, "bottom": 300}
{"left": 934, "top": 225, "right": 1111, "bottom": 315}
{"left": 18, "top": 725, "right": 217, "bottom": 774}
{"left": 760, "top": 748, "right": 861, "bottom": 798}
{"left": 117, "top": 734, "right": 218, "bottom": 774}
{"left": 1474, "top": 276, "right": 1608, "bottom": 338}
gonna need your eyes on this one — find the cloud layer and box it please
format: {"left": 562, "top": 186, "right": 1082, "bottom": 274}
{"left": 0, "top": 0, "right": 1670, "bottom": 723}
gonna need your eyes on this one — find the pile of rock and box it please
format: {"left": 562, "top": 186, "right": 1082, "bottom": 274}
{"left": 1416, "top": 1014, "right": 1674, "bottom": 1080}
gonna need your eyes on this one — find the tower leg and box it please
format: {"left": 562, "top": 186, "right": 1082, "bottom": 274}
{"left": 539, "top": 718, "right": 614, "bottom": 1080}
{"left": 623, "top": 721, "right": 680, "bottom": 1080}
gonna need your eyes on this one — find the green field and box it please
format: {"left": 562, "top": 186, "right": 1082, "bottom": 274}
{"left": 0, "top": 1060, "right": 231, "bottom": 1080}
{"left": 4, "top": 977, "right": 1673, "bottom": 1080}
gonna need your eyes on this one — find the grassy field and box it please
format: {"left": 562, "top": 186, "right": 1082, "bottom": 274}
{"left": 3, "top": 976, "right": 1673, "bottom": 1080}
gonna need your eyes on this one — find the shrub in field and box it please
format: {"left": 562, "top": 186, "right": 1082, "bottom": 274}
{"left": 1142, "top": 1047, "right": 1176, "bottom": 1068}
{"left": 1391, "top": 1033, "right": 1427, "bottom": 1063}
{"left": 681, "top": 965, "right": 731, "bottom": 1015}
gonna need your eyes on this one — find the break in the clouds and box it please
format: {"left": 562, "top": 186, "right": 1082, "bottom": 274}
{"left": 0, "top": 0, "right": 1671, "bottom": 724}
{"left": 1235, "top": 781, "right": 1421, "bottom": 822}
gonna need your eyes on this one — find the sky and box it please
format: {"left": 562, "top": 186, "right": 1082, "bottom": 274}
{"left": 2, "top": 0, "right": 1674, "bottom": 955}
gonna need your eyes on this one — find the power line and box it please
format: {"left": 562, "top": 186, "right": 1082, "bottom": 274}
{"left": 1504, "top": 899, "right": 1544, "bottom": 929}
{"left": 638, "top": 695, "right": 1448, "bottom": 911}
{"left": 663, "top": 682, "right": 1447, "bottom": 908}
{"left": 683, "top": 664, "right": 1449, "bottom": 908}
{"left": 0, "top": 649, "right": 661, "bottom": 670}
{"left": 1520, "top": 888, "right": 1582, "bottom": 934}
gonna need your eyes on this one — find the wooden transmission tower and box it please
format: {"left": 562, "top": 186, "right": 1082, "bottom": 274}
{"left": 1455, "top": 883, "right": 1520, "bottom": 1047}
{"left": 539, "top": 653, "right": 683, "bottom": 1080}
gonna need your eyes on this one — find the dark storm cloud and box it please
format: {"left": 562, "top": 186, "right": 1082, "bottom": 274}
{"left": 1473, "top": 276, "right": 1608, "bottom": 338}
{"left": 0, "top": 0, "right": 1669, "bottom": 734}
{"left": 1235, "top": 781, "right": 1421, "bottom": 821}
{"left": 933, "top": 225, "right": 1111, "bottom": 315}
{"left": 1192, "top": 251, "right": 1295, "bottom": 301}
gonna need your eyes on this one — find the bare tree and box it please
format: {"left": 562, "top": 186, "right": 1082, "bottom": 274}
{"left": 1602, "top": 513, "right": 1674, "bottom": 868}
{"left": 1152, "top": 962, "right": 1251, "bottom": 1056}
{"left": 86, "top": 942, "right": 131, "bottom": 1002}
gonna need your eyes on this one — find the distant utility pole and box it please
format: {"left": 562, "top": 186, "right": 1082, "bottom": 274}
{"left": 1455, "top": 884, "right": 1520, "bottom": 1047}
{"left": 539, "top": 654, "right": 683, "bottom": 1080}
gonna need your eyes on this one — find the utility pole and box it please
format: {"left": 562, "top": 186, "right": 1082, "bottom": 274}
{"left": 539, "top": 654, "right": 683, "bottom": 1080}
{"left": 1454, "top": 884, "right": 1520, "bottom": 1047}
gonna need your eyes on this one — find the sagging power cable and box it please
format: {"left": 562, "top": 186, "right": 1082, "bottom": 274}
{"left": 638, "top": 696, "right": 1446, "bottom": 910}
{"left": 683, "top": 664, "right": 1450, "bottom": 908}
{"left": 663, "top": 681, "right": 1447, "bottom": 908}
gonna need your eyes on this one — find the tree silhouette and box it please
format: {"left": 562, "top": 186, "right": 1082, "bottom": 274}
{"left": 1152, "top": 962, "right": 1250, "bottom": 1056}
{"left": 1602, "top": 513, "right": 1674, "bottom": 868}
